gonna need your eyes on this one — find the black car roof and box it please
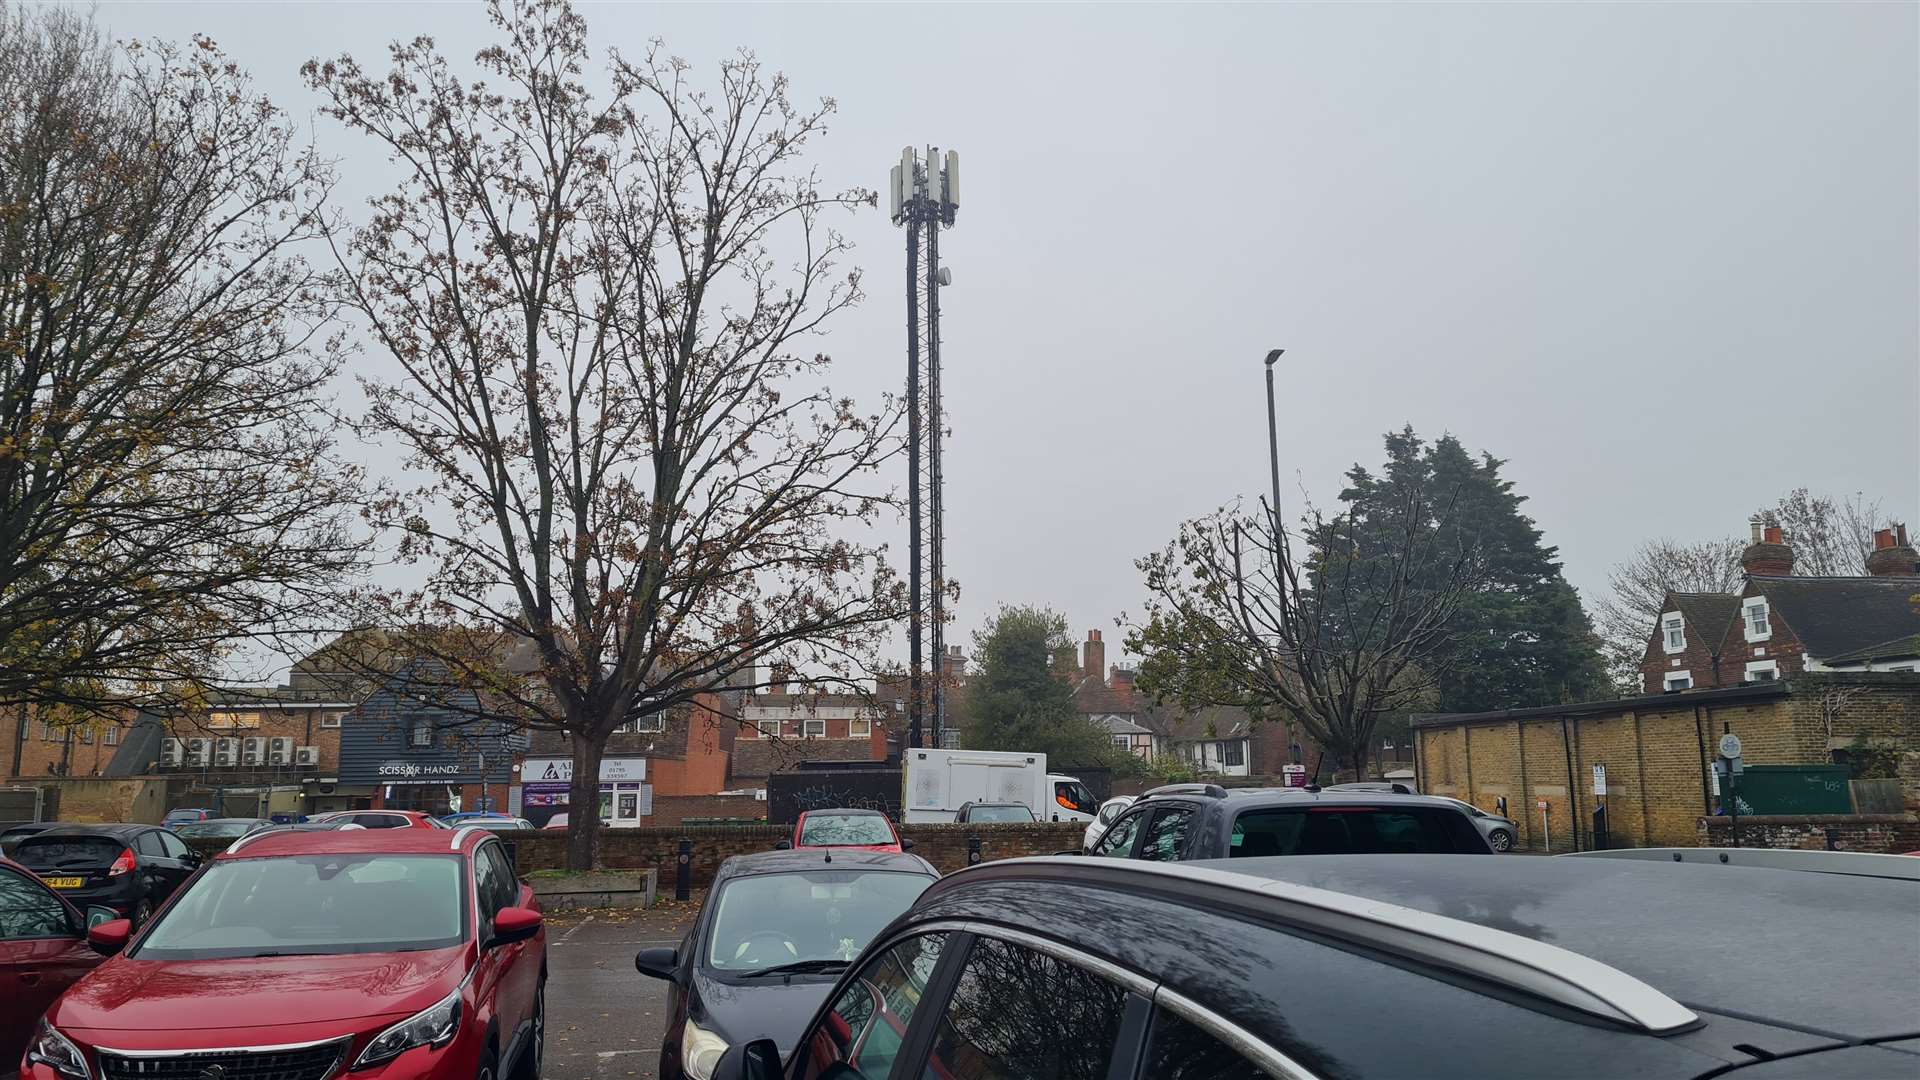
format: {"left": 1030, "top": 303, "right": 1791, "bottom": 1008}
{"left": 715, "top": 848, "right": 935, "bottom": 880}
{"left": 915, "top": 854, "right": 1919, "bottom": 1042}
{"left": 1146, "top": 786, "right": 1465, "bottom": 810}
{"left": 21, "top": 823, "right": 156, "bottom": 839}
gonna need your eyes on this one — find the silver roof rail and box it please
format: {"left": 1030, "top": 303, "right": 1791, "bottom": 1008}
{"left": 225, "top": 824, "right": 296, "bottom": 854}
{"left": 449, "top": 825, "right": 482, "bottom": 851}
{"left": 1014, "top": 857, "right": 1700, "bottom": 1034}
{"left": 1564, "top": 847, "right": 1920, "bottom": 882}
{"left": 1140, "top": 783, "right": 1230, "bottom": 800}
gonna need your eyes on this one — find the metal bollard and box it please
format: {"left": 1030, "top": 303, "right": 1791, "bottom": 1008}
{"left": 1825, "top": 828, "right": 1840, "bottom": 851}
{"left": 966, "top": 835, "right": 982, "bottom": 866}
{"left": 676, "top": 838, "right": 692, "bottom": 901}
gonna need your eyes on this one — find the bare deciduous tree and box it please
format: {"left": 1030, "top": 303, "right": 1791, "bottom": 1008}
{"left": 307, "top": 0, "right": 903, "bottom": 869}
{"left": 1130, "top": 487, "right": 1478, "bottom": 779}
{"left": 0, "top": 5, "right": 364, "bottom": 718}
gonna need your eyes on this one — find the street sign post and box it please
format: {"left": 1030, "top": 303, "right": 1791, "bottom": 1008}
{"left": 1719, "top": 732, "right": 1742, "bottom": 760}
{"left": 1538, "top": 799, "right": 1551, "bottom": 853}
{"left": 1719, "top": 729, "right": 1743, "bottom": 848}
{"left": 1282, "top": 763, "right": 1307, "bottom": 788}
{"left": 1592, "top": 764, "right": 1607, "bottom": 797}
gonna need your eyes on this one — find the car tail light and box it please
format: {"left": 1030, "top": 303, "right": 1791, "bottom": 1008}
{"left": 108, "top": 847, "right": 136, "bottom": 876}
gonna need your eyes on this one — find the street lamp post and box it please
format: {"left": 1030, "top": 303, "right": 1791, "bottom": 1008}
{"left": 1262, "top": 349, "right": 1285, "bottom": 538}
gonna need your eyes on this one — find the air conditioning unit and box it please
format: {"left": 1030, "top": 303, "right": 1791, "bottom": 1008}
{"left": 214, "top": 738, "right": 239, "bottom": 767}
{"left": 241, "top": 737, "right": 267, "bottom": 766}
{"left": 294, "top": 746, "right": 320, "bottom": 767}
{"left": 158, "top": 739, "right": 183, "bottom": 767}
{"left": 268, "top": 737, "right": 295, "bottom": 765}
{"left": 186, "top": 739, "right": 211, "bottom": 767}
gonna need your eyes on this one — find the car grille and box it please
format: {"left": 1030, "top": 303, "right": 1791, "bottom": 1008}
{"left": 97, "top": 1039, "right": 349, "bottom": 1080}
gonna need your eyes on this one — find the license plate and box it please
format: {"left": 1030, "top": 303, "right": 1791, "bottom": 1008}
{"left": 43, "top": 876, "right": 84, "bottom": 889}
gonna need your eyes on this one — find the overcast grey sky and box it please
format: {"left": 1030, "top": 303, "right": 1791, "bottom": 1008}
{"left": 97, "top": 1, "right": 1920, "bottom": 673}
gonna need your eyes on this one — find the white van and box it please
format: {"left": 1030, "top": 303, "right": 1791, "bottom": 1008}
{"left": 902, "top": 748, "right": 1097, "bottom": 824}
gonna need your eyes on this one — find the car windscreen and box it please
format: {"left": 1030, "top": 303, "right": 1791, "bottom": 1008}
{"left": 14, "top": 837, "right": 124, "bottom": 871}
{"left": 131, "top": 854, "right": 467, "bottom": 959}
{"left": 798, "top": 814, "right": 895, "bottom": 847}
{"left": 1230, "top": 806, "right": 1488, "bottom": 856}
{"left": 175, "top": 822, "right": 260, "bottom": 839}
{"left": 705, "top": 870, "right": 933, "bottom": 974}
{"left": 965, "top": 804, "right": 1034, "bottom": 822}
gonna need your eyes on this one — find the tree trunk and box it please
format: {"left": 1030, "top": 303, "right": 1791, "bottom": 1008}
{"left": 566, "top": 730, "right": 604, "bottom": 872}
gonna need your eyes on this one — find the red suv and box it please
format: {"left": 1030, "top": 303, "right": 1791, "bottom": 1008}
{"left": 24, "top": 825, "right": 546, "bottom": 1080}
{"left": 781, "top": 809, "right": 909, "bottom": 854}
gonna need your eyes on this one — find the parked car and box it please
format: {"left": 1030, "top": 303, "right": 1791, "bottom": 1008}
{"left": 25, "top": 825, "right": 547, "bottom": 1080}
{"left": 311, "top": 809, "right": 450, "bottom": 829}
{"left": 0, "top": 821, "right": 60, "bottom": 856}
{"left": 1081, "top": 795, "right": 1136, "bottom": 851}
{"left": 160, "top": 808, "right": 216, "bottom": 827}
{"left": 441, "top": 810, "right": 515, "bottom": 824}
{"left": 461, "top": 816, "right": 538, "bottom": 833}
{"left": 782, "top": 809, "right": 908, "bottom": 854}
{"left": 1324, "top": 780, "right": 1418, "bottom": 794}
{"left": 705, "top": 849, "right": 1920, "bottom": 1080}
{"left": 171, "top": 817, "right": 274, "bottom": 841}
{"left": 953, "top": 801, "right": 1036, "bottom": 823}
{"left": 10, "top": 824, "right": 201, "bottom": 927}
{"left": 1436, "top": 795, "right": 1519, "bottom": 852}
{"left": 0, "top": 855, "right": 108, "bottom": 1069}
{"left": 634, "top": 849, "right": 939, "bottom": 1080}
{"left": 542, "top": 813, "right": 568, "bottom": 831}
{"left": 1085, "top": 783, "right": 1492, "bottom": 861}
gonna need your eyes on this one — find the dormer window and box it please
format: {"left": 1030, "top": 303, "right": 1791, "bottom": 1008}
{"left": 1661, "top": 613, "right": 1686, "bottom": 653}
{"left": 1743, "top": 597, "right": 1772, "bottom": 642}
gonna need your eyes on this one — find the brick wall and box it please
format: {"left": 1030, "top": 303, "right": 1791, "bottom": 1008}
{"left": 1640, "top": 613, "right": 1728, "bottom": 694}
{"left": 644, "top": 793, "right": 767, "bottom": 826}
{"left": 6, "top": 711, "right": 136, "bottom": 778}
{"left": 39, "top": 779, "right": 168, "bottom": 823}
{"left": 1697, "top": 814, "right": 1920, "bottom": 854}
{"left": 1715, "top": 588, "right": 1806, "bottom": 682}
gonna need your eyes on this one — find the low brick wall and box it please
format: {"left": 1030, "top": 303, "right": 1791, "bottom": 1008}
{"left": 182, "top": 821, "right": 1088, "bottom": 884}
{"left": 1697, "top": 813, "right": 1920, "bottom": 854}
{"left": 643, "top": 793, "right": 767, "bottom": 827}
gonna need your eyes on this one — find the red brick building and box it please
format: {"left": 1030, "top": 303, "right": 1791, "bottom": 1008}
{"left": 1641, "top": 523, "right": 1920, "bottom": 694}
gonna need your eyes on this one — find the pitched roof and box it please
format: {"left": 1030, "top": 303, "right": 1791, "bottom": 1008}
{"left": 1822, "top": 632, "right": 1920, "bottom": 664}
{"left": 1156, "top": 704, "right": 1253, "bottom": 742}
{"left": 1748, "top": 575, "right": 1920, "bottom": 659}
{"left": 731, "top": 737, "right": 878, "bottom": 779}
{"left": 1089, "top": 713, "right": 1154, "bottom": 736}
{"left": 1666, "top": 592, "right": 1742, "bottom": 642}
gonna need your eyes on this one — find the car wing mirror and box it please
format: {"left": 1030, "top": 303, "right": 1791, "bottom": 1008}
{"left": 634, "top": 945, "right": 679, "bottom": 981}
{"left": 88, "top": 918, "right": 132, "bottom": 955}
{"left": 490, "top": 906, "right": 543, "bottom": 948}
{"left": 710, "top": 1039, "right": 783, "bottom": 1080}
{"left": 774, "top": 839, "right": 791, "bottom": 850}
{"left": 899, "top": 837, "right": 914, "bottom": 851}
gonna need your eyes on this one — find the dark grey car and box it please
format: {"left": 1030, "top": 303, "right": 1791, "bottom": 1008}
{"left": 1435, "top": 795, "right": 1520, "bottom": 851}
{"left": 1086, "top": 783, "right": 1494, "bottom": 861}
{"left": 708, "top": 849, "right": 1920, "bottom": 1080}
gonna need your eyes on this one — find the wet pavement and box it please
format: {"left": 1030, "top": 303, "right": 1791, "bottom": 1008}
{"left": 544, "top": 896, "right": 700, "bottom": 1080}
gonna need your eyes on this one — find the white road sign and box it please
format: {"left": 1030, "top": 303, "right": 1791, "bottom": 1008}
{"left": 1718, "top": 733, "right": 1743, "bottom": 760}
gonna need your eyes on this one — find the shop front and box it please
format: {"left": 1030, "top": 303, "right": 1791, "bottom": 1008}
{"left": 519, "top": 755, "right": 651, "bottom": 828}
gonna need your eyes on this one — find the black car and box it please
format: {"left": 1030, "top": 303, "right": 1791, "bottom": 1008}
{"left": 635, "top": 848, "right": 939, "bottom": 1080}
{"left": 0, "top": 821, "right": 60, "bottom": 856}
{"left": 9, "top": 823, "right": 201, "bottom": 926}
{"left": 168, "top": 817, "right": 274, "bottom": 841}
{"left": 1086, "top": 782, "right": 1493, "bottom": 860}
{"left": 709, "top": 849, "right": 1920, "bottom": 1080}
{"left": 952, "top": 801, "right": 1035, "bottom": 824}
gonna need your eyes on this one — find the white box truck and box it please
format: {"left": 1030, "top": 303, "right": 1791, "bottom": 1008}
{"left": 902, "top": 748, "right": 1097, "bottom": 824}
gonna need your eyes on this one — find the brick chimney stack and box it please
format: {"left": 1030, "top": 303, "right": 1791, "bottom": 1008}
{"left": 1866, "top": 523, "right": 1920, "bottom": 577}
{"left": 941, "top": 645, "right": 967, "bottom": 682}
{"left": 1740, "top": 521, "right": 1794, "bottom": 578}
{"left": 1109, "top": 665, "right": 1136, "bottom": 692}
{"left": 1083, "top": 630, "right": 1106, "bottom": 687}
{"left": 768, "top": 662, "right": 792, "bottom": 692}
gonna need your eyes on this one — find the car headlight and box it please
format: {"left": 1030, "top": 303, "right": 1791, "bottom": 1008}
{"left": 353, "top": 984, "right": 462, "bottom": 1070}
{"left": 681, "top": 1017, "right": 729, "bottom": 1080}
{"left": 27, "top": 1019, "right": 90, "bottom": 1080}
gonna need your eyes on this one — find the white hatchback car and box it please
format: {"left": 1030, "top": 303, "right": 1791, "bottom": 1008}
{"left": 1080, "top": 795, "right": 1136, "bottom": 851}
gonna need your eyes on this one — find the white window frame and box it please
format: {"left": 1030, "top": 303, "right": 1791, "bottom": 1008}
{"left": 1660, "top": 612, "right": 1686, "bottom": 654}
{"left": 319, "top": 712, "right": 343, "bottom": 729}
{"left": 104, "top": 726, "right": 119, "bottom": 746}
{"left": 802, "top": 718, "right": 827, "bottom": 739}
{"left": 1663, "top": 671, "right": 1693, "bottom": 691}
{"left": 1742, "top": 598, "right": 1772, "bottom": 643}
{"left": 1745, "top": 660, "right": 1779, "bottom": 683}
{"left": 623, "top": 714, "right": 666, "bottom": 734}
{"left": 849, "top": 717, "right": 872, "bottom": 738}
{"left": 757, "top": 719, "right": 782, "bottom": 738}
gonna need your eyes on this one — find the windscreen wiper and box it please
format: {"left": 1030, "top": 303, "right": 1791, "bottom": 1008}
{"left": 737, "top": 959, "right": 851, "bottom": 979}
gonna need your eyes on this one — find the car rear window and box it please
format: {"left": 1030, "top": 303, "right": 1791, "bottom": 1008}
{"left": 964, "top": 804, "right": 1034, "bottom": 822}
{"left": 14, "top": 837, "right": 125, "bottom": 871}
{"left": 1230, "top": 807, "right": 1486, "bottom": 856}
{"left": 799, "top": 814, "right": 896, "bottom": 846}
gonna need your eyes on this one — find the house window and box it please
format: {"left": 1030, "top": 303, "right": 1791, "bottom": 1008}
{"left": 757, "top": 719, "right": 782, "bottom": 738}
{"left": 1663, "top": 672, "right": 1693, "bottom": 691}
{"left": 104, "top": 726, "right": 119, "bottom": 746}
{"left": 1745, "top": 660, "right": 1778, "bottom": 683}
{"left": 849, "top": 717, "right": 872, "bottom": 738}
{"left": 633, "top": 713, "right": 666, "bottom": 733}
{"left": 79, "top": 728, "right": 92, "bottom": 744}
{"left": 1661, "top": 613, "right": 1686, "bottom": 653}
{"left": 803, "top": 718, "right": 827, "bottom": 739}
{"left": 320, "top": 712, "right": 343, "bottom": 729}
{"left": 37, "top": 721, "right": 51, "bottom": 740}
{"left": 1112, "top": 734, "right": 1132, "bottom": 749}
{"left": 409, "top": 718, "right": 435, "bottom": 748}
{"left": 1219, "top": 740, "right": 1244, "bottom": 767}
{"left": 1742, "top": 598, "right": 1771, "bottom": 642}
